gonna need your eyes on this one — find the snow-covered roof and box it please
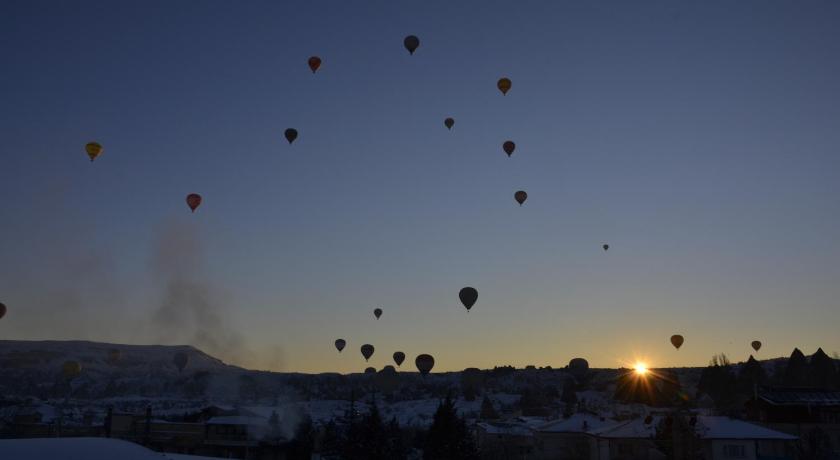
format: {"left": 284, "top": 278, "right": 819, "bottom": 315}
{"left": 476, "top": 422, "right": 534, "bottom": 437}
{"left": 0, "top": 437, "right": 169, "bottom": 460}
{"left": 537, "top": 413, "right": 615, "bottom": 433}
{"left": 695, "top": 416, "right": 797, "bottom": 440}
{"left": 587, "top": 416, "right": 797, "bottom": 441}
{"left": 205, "top": 416, "right": 267, "bottom": 426}
{"left": 588, "top": 417, "right": 659, "bottom": 439}
{"left": 759, "top": 388, "right": 840, "bottom": 406}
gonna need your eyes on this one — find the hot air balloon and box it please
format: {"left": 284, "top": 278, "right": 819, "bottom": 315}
{"left": 503, "top": 141, "right": 515, "bottom": 157}
{"left": 186, "top": 193, "right": 202, "bottom": 213}
{"left": 62, "top": 361, "right": 82, "bottom": 380}
{"left": 497, "top": 78, "right": 512, "bottom": 95}
{"left": 415, "top": 354, "right": 434, "bottom": 375}
{"left": 459, "top": 287, "right": 477, "bottom": 312}
{"left": 335, "top": 339, "right": 346, "bottom": 353}
{"left": 361, "top": 344, "right": 374, "bottom": 361}
{"left": 364, "top": 366, "right": 376, "bottom": 374}
{"left": 284, "top": 128, "right": 298, "bottom": 144}
{"left": 404, "top": 35, "right": 419, "bottom": 55}
{"left": 393, "top": 351, "right": 405, "bottom": 367}
{"left": 0, "top": 302, "right": 6, "bottom": 320}
{"left": 444, "top": 118, "right": 454, "bottom": 130}
{"left": 514, "top": 190, "right": 528, "bottom": 206}
{"left": 173, "top": 352, "right": 189, "bottom": 372}
{"left": 374, "top": 308, "right": 382, "bottom": 320}
{"left": 670, "top": 335, "right": 684, "bottom": 350}
{"left": 602, "top": 244, "right": 610, "bottom": 251}
{"left": 375, "top": 365, "right": 399, "bottom": 393}
{"left": 107, "top": 349, "right": 121, "bottom": 365}
{"left": 569, "top": 358, "right": 589, "bottom": 380}
{"left": 85, "top": 142, "right": 103, "bottom": 162}
{"left": 308, "top": 56, "right": 322, "bottom": 73}
{"left": 751, "top": 341, "right": 762, "bottom": 352}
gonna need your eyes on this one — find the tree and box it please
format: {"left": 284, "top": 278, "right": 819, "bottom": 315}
{"left": 697, "top": 354, "right": 737, "bottom": 411}
{"left": 809, "top": 348, "right": 838, "bottom": 389}
{"left": 341, "top": 403, "right": 407, "bottom": 460}
{"left": 561, "top": 379, "right": 578, "bottom": 416}
{"left": 737, "top": 356, "right": 767, "bottom": 398}
{"left": 654, "top": 412, "right": 702, "bottom": 460}
{"left": 479, "top": 396, "right": 499, "bottom": 420}
{"left": 782, "top": 348, "right": 809, "bottom": 386}
{"left": 424, "top": 395, "right": 479, "bottom": 460}
{"left": 286, "top": 415, "right": 314, "bottom": 460}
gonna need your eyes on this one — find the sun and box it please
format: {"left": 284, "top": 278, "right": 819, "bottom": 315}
{"left": 634, "top": 362, "right": 648, "bottom": 376}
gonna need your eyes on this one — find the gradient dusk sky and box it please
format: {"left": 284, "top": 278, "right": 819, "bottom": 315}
{"left": 2, "top": 1, "right": 840, "bottom": 373}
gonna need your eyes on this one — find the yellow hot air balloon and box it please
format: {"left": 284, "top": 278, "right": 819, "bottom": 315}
{"left": 497, "top": 78, "right": 512, "bottom": 95}
{"left": 85, "top": 142, "right": 103, "bottom": 162}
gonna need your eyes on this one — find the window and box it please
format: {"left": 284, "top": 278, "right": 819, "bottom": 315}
{"left": 723, "top": 444, "right": 746, "bottom": 458}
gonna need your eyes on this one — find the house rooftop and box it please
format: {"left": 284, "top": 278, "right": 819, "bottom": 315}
{"left": 537, "top": 413, "right": 615, "bottom": 433}
{"left": 696, "top": 416, "right": 796, "bottom": 440}
{"left": 759, "top": 387, "right": 840, "bottom": 406}
{"left": 476, "top": 422, "right": 534, "bottom": 437}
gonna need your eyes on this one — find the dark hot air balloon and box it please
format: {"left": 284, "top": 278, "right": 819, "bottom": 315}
{"left": 0, "top": 302, "right": 6, "bottom": 320}
{"left": 569, "top": 358, "right": 589, "bottom": 380}
{"left": 404, "top": 35, "right": 420, "bottom": 55}
{"left": 186, "top": 194, "right": 202, "bottom": 213}
{"left": 284, "top": 128, "right": 298, "bottom": 144}
{"left": 670, "top": 335, "right": 684, "bottom": 350}
{"left": 415, "top": 354, "right": 434, "bottom": 375}
{"left": 308, "top": 56, "right": 322, "bottom": 73}
{"left": 173, "top": 352, "right": 189, "bottom": 372}
{"left": 514, "top": 191, "right": 528, "bottom": 206}
{"left": 497, "top": 78, "right": 512, "bottom": 95}
{"left": 375, "top": 365, "right": 399, "bottom": 393}
{"left": 361, "top": 344, "right": 374, "bottom": 361}
{"left": 335, "top": 339, "right": 346, "bottom": 353}
{"left": 459, "top": 287, "right": 477, "bottom": 311}
{"left": 393, "top": 351, "right": 405, "bottom": 367}
{"left": 751, "top": 341, "right": 762, "bottom": 352}
{"left": 364, "top": 366, "right": 376, "bottom": 374}
{"left": 503, "top": 141, "right": 515, "bottom": 157}
{"left": 444, "top": 118, "right": 454, "bottom": 130}
{"left": 374, "top": 308, "right": 382, "bottom": 320}
{"left": 602, "top": 244, "right": 610, "bottom": 251}
{"left": 85, "top": 142, "right": 103, "bottom": 162}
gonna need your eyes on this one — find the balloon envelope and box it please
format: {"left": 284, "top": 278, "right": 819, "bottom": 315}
{"left": 0, "top": 302, "right": 6, "bottom": 319}
{"left": 602, "top": 244, "right": 609, "bottom": 251}
{"left": 284, "top": 128, "right": 298, "bottom": 144}
{"left": 514, "top": 190, "right": 528, "bottom": 205}
{"left": 361, "top": 344, "right": 374, "bottom": 361}
{"left": 444, "top": 118, "right": 454, "bottom": 130}
{"left": 569, "top": 358, "right": 589, "bottom": 379}
{"left": 751, "top": 340, "right": 762, "bottom": 352}
{"left": 62, "top": 361, "right": 81, "bottom": 379}
{"left": 670, "top": 335, "right": 684, "bottom": 349}
{"left": 85, "top": 142, "right": 103, "bottom": 162}
{"left": 308, "top": 56, "right": 322, "bottom": 73}
{"left": 459, "top": 287, "right": 478, "bottom": 311}
{"left": 393, "top": 351, "right": 405, "bottom": 367}
{"left": 415, "top": 354, "right": 434, "bottom": 375}
{"left": 503, "top": 141, "right": 515, "bottom": 156}
{"left": 374, "top": 308, "right": 382, "bottom": 320}
{"left": 404, "top": 35, "right": 419, "bottom": 54}
{"left": 186, "top": 194, "right": 202, "bottom": 212}
{"left": 335, "top": 339, "right": 346, "bottom": 353}
{"left": 364, "top": 366, "right": 376, "bottom": 374}
{"left": 497, "top": 78, "right": 512, "bottom": 95}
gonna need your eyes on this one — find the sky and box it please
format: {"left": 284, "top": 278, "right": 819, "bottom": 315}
{"left": 1, "top": 0, "right": 840, "bottom": 374}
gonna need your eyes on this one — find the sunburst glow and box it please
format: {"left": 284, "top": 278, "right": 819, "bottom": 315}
{"left": 634, "top": 362, "right": 648, "bottom": 376}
